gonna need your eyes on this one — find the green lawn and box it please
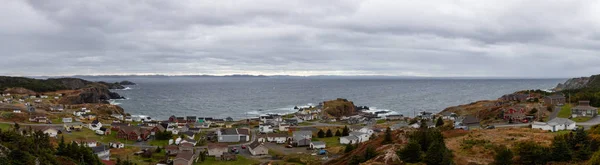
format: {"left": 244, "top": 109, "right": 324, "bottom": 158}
{"left": 557, "top": 104, "right": 572, "bottom": 118}
{"left": 313, "top": 136, "right": 342, "bottom": 148}
{"left": 572, "top": 117, "right": 592, "bottom": 122}
{"left": 51, "top": 118, "right": 63, "bottom": 124}
{"left": 298, "top": 122, "right": 314, "bottom": 126}
{"left": 0, "top": 123, "right": 12, "bottom": 131}
{"left": 376, "top": 119, "right": 386, "bottom": 124}
{"left": 195, "top": 155, "right": 260, "bottom": 165}
{"left": 62, "top": 129, "right": 135, "bottom": 144}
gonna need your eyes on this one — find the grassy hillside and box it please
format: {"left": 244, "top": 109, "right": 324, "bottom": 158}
{"left": 323, "top": 98, "right": 357, "bottom": 117}
{"left": 0, "top": 76, "right": 69, "bottom": 92}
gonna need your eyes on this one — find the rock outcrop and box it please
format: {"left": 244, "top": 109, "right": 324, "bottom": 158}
{"left": 555, "top": 77, "right": 592, "bottom": 91}
{"left": 119, "top": 80, "right": 136, "bottom": 85}
{"left": 3, "top": 87, "right": 36, "bottom": 95}
{"left": 58, "top": 86, "right": 124, "bottom": 104}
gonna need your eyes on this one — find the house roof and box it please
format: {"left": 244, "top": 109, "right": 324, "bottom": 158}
{"left": 573, "top": 105, "right": 597, "bottom": 111}
{"left": 175, "top": 151, "right": 195, "bottom": 161}
{"left": 461, "top": 115, "right": 480, "bottom": 124}
{"left": 91, "top": 120, "right": 100, "bottom": 125}
{"left": 248, "top": 140, "right": 264, "bottom": 150}
{"left": 182, "top": 131, "right": 195, "bottom": 136}
{"left": 119, "top": 126, "right": 142, "bottom": 135}
{"left": 237, "top": 129, "right": 249, "bottom": 135}
{"left": 207, "top": 143, "right": 228, "bottom": 149}
{"left": 221, "top": 128, "right": 238, "bottom": 135}
{"left": 349, "top": 132, "right": 367, "bottom": 137}
{"left": 341, "top": 136, "right": 359, "bottom": 141}
{"left": 91, "top": 145, "right": 109, "bottom": 153}
{"left": 547, "top": 117, "right": 576, "bottom": 126}
{"left": 64, "top": 122, "right": 84, "bottom": 126}
{"left": 293, "top": 131, "right": 312, "bottom": 136}
{"left": 111, "top": 123, "right": 130, "bottom": 127}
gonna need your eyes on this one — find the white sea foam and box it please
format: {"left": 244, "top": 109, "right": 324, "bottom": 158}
{"left": 109, "top": 100, "right": 122, "bottom": 105}
{"left": 245, "top": 103, "right": 316, "bottom": 117}
{"left": 362, "top": 107, "right": 402, "bottom": 117}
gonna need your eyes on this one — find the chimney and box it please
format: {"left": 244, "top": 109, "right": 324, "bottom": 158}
{"left": 580, "top": 100, "right": 590, "bottom": 106}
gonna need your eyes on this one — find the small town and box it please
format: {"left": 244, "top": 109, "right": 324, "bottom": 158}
{"left": 3, "top": 74, "right": 600, "bottom": 165}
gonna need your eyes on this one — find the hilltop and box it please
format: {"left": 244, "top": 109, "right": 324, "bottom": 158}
{"left": 322, "top": 98, "right": 358, "bottom": 117}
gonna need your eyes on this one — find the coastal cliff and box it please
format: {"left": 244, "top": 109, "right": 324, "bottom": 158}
{"left": 555, "top": 74, "right": 600, "bottom": 91}
{"left": 0, "top": 76, "right": 129, "bottom": 104}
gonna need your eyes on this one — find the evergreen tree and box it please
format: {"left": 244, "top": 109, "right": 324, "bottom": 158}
{"left": 514, "top": 141, "right": 549, "bottom": 165}
{"left": 349, "top": 155, "right": 364, "bottom": 165}
{"left": 345, "top": 143, "right": 355, "bottom": 153}
{"left": 397, "top": 140, "right": 422, "bottom": 163}
{"left": 317, "top": 129, "right": 325, "bottom": 138}
{"left": 424, "top": 141, "right": 452, "bottom": 165}
{"left": 364, "top": 146, "right": 377, "bottom": 160}
{"left": 419, "top": 119, "right": 428, "bottom": 129}
{"left": 12, "top": 122, "right": 19, "bottom": 131}
{"left": 326, "top": 129, "right": 333, "bottom": 137}
{"left": 57, "top": 136, "right": 66, "bottom": 156}
{"left": 155, "top": 146, "right": 162, "bottom": 153}
{"left": 342, "top": 126, "right": 350, "bottom": 136}
{"left": 382, "top": 127, "right": 393, "bottom": 144}
{"left": 335, "top": 130, "right": 342, "bottom": 136}
{"left": 435, "top": 117, "right": 444, "bottom": 127}
{"left": 493, "top": 146, "right": 514, "bottom": 165}
{"left": 550, "top": 136, "right": 572, "bottom": 162}
{"left": 573, "top": 128, "right": 592, "bottom": 161}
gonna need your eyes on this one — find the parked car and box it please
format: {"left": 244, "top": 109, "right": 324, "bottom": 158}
{"left": 285, "top": 145, "right": 293, "bottom": 148}
{"left": 485, "top": 125, "right": 495, "bottom": 129}
{"left": 241, "top": 145, "right": 246, "bottom": 149}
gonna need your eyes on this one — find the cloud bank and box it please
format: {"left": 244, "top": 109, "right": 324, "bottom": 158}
{"left": 1, "top": 0, "right": 600, "bottom": 78}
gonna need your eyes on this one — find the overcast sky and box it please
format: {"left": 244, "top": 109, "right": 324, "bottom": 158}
{"left": 1, "top": 0, "right": 600, "bottom": 78}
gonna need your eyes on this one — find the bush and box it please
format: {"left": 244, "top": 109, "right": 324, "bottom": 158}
{"left": 493, "top": 146, "right": 513, "bottom": 165}
{"left": 397, "top": 140, "right": 422, "bottom": 163}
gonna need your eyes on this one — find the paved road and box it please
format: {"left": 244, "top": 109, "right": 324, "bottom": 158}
{"left": 548, "top": 106, "right": 561, "bottom": 120}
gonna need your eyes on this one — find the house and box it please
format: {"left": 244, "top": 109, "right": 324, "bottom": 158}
{"left": 179, "top": 142, "right": 195, "bottom": 152}
{"left": 30, "top": 126, "right": 60, "bottom": 138}
{"left": 73, "top": 110, "right": 86, "bottom": 117}
{"left": 340, "top": 135, "right": 360, "bottom": 144}
{"left": 29, "top": 116, "right": 48, "bottom": 123}
{"left": 440, "top": 111, "right": 458, "bottom": 121}
{"left": 260, "top": 114, "right": 283, "bottom": 124}
{"left": 503, "top": 106, "right": 527, "bottom": 121}
{"left": 349, "top": 132, "right": 370, "bottom": 142}
{"left": 284, "top": 119, "right": 299, "bottom": 126}
{"left": 188, "top": 127, "right": 201, "bottom": 133}
{"left": 248, "top": 140, "right": 269, "bottom": 156}
{"left": 386, "top": 114, "right": 404, "bottom": 120}
{"left": 181, "top": 131, "right": 196, "bottom": 139}
{"left": 62, "top": 118, "right": 73, "bottom": 123}
{"left": 279, "top": 123, "right": 290, "bottom": 132}
{"left": 207, "top": 143, "right": 229, "bottom": 158}
{"left": 259, "top": 124, "right": 274, "bottom": 133}
{"left": 169, "top": 115, "right": 178, "bottom": 122}
{"left": 310, "top": 141, "right": 326, "bottom": 149}
{"left": 40, "top": 95, "right": 48, "bottom": 99}
{"left": 89, "top": 120, "right": 102, "bottom": 131}
{"left": 50, "top": 105, "right": 64, "bottom": 111}
{"left": 455, "top": 115, "right": 481, "bottom": 128}
{"left": 356, "top": 127, "right": 374, "bottom": 135}
{"left": 532, "top": 118, "right": 576, "bottom": 132}
{"left": 109, "top": 142, "right": 124, "bottom": 148}
{"left": 173, "top": 151, "right": 196, "bottom": 165}
{"left": 91, "top": 145, "right": 110, "bottom": 160}
{"left": 572, "top": 101, "right": 598, "bottom": 118}
{"left": 217, "top": 128, "right": 250, "bottom": 142}
{"left": 544, "top": 95, "right": 566, "bottom": 105}
{"left": 64, "top": 122, "right": 84, "bottom": 131}
{"left": 12, "top": 109, "right": 21, "bottom": 113}
{"left": 257, "top": 133, "right": 289, "bottom": 143}
{"left": 110, "top": 114, "right": 124, "bottom": 120}
{"left": 165, "top": 145, "right": 179, "bottom": 156}
{"left": 292, "top": 131, "right": 312, "bottom": 147}
{"left": 181, "top": 138, "right": 197, "bottom": 146}
{"left": 81, "top": 114, "right": 96, "bottom": 120}
{"left": 116, "top": 126, "right": 150, "bottom": 141}
{"left": 110, "top": 123, "right": 130, "bottom": 130}
{"left": 417, "top": 111, "right": 434, "bottom": 120}
{"left": 125, "top": 116, "right": 132, "bottom": 122}
{"left": 82, "top": 108, "right": 91, "bottom": 113}
{"left": 186, "top": 116, "right": 197, "bottom": 123}
{"left": 390, "top": 122, "right": 409, "bottom": 130}
{"left": 75, "top": 140, "right": 98, "bottom": 147}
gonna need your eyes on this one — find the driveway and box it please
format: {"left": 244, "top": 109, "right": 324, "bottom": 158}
{"left": 548, "top": 106, "right": 561, "bottom": 120}
{"left": 576, "top": 116, "right": 600, "bottom": 126}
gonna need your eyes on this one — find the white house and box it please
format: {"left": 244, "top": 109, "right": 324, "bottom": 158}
{"left": 95, "top": 130, "right": 105, "bottom": 135}
{"left": 75, "top": 140, "right": 98, "bottom": 147}
{"left": 82, "top": 108, "right": 91, "bottom": 113}
{"left": 310, "top": 141, "right": 326, "bottom": 149}
{"left": 340, "top": 136, "right": 360, "bottom": 144}
{"left": 34, "top": 127, "right": 59, "bottom": 138}
{"left": 91, "top": 146, "right": 110, "bottom": 160}
{"left": 259, "top": 124, "right": 274, "bottom": 133}
{"left": 532, "top": 118, "right": 576, "bottom": 132}
{"left": 109, "top": 142, "right": 124, "bottom": 148}
{"left": 73, "top": 110, "right": 86, "bottom": 117}
{"left": 349, "top": 132, "right": 370, "bottom": 142}
{"left": 89, "top": 120, "right": 102, "bottom": 131}
{"left": 257, "top": 133, "right": 289, "bottom": 144}
{"left": 248, "top": 141, "right": 269, "bottom": 156}
{"left": 357, "top": 127, "right": 374, "bottom": 135}
{"left": 111, "top": 114, "right": 124, "bottom": 120}
{"left": 279, "top": 123, "right": 290, "bottom": 132}
{"left": 12, "top": 109, "right": 21, "bottom": 113}
{"left": 62, "top": 118, "right": 73, "bottom": 123}
{"left": 40, "top": 95, "right": 48, "bottom": 99}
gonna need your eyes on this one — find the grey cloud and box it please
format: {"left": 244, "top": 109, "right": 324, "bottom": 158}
{"left": 1, "top": 0, "right": 600, "bottom": 78}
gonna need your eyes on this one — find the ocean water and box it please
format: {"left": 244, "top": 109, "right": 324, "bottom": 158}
{"left": 82, "top": 77, "right": 563, "bottom": 120}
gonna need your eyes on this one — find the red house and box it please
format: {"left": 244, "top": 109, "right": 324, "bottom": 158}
{"left": 117, "top": 126, "right": 150, "bottom": 141}
{"left": 503, "top": 106, "right": 527, "bottom": 121}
